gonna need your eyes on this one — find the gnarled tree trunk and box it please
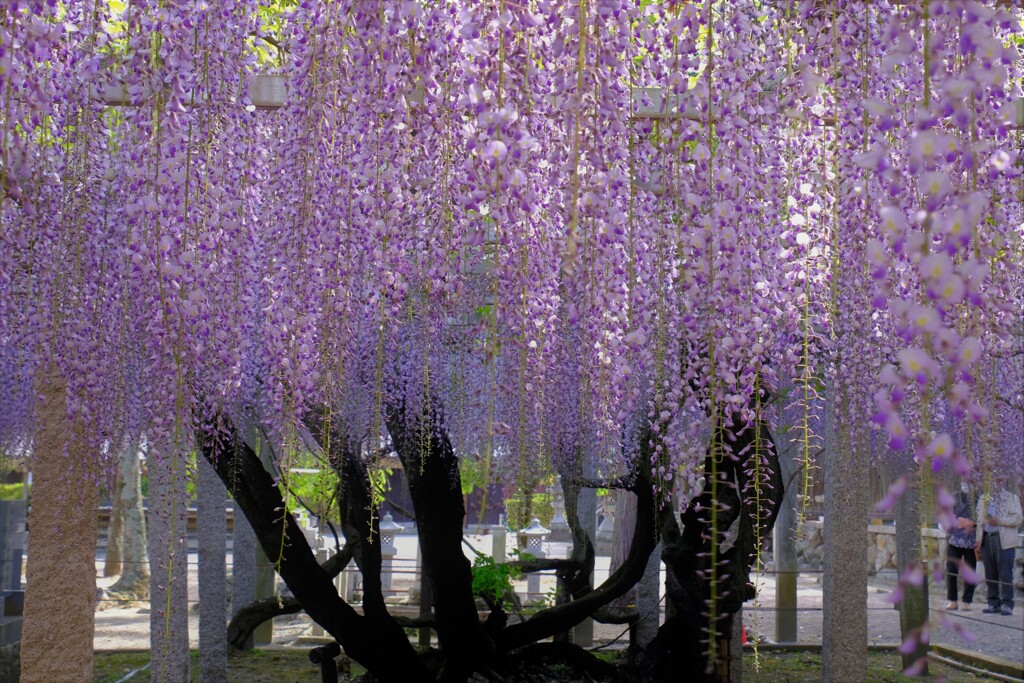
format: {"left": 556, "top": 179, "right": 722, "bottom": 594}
{"left": 641, "top": 414, "right": 783, "bottom": 683}
{"left": 386, "top": 408, "right": 500, "bottom": 682}
{"left": 200, "top": 420, "right": 431, "bottom": 683}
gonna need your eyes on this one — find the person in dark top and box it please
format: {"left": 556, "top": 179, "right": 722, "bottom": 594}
{"left": 945, "top": 481, "right": 977, "bottom": 611}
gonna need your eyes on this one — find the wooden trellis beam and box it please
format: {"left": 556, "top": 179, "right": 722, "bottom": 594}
{"left": 94, "top": 74, "right": 1024, "bottom": 201}
{"left": 96, "top": 74, "right": 288, "bottom": 110}
{"left": 96, "top": 75, "right": 1024, "bottom": 131}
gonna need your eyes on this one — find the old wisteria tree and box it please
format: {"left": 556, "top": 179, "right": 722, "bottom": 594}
{"left": 1, "top": 0, "right": 1022, "bottom": 681}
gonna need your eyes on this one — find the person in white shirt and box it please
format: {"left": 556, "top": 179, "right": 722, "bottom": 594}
{"left": 975, "top": 482, "right": 1023, "bottom": 616}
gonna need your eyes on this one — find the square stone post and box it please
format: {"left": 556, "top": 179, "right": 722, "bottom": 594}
{"left": 197, "top": 455, "right": 227, "bottom": 683}
{"left": 821, "top": 397, "right": 868, "bottom": 682}
{"left": 231, "top": 498, "right": 256, "bottom": 649}
{"left": 20, "top": 374, "right": 99, "bottom": 683}
{"left": 148, "top": 449, "right": 191, "bottom": 683}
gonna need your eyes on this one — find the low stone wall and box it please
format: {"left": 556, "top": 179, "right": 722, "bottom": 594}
{"left": 793, "top": 520, "right": 1024, "bottom": 592}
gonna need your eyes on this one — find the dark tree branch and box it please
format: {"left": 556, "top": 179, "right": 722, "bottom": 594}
{"left": 558, "top": 462, "right": 597, "bottom": 600}
{"left": 640, "top": 414, "right": 784, "bottom": 681}
{"left": 227, "top": 542, "right": 357, "bottom": 649}
{"left": 387, "top": 405, "right": 501, "bottom": 682}
{"left": 507, "top": 558, "right": 582, "bottom": 574}
{"left": 562, "top": 475, "right": 636, "bottom": 491}
{"left": 200, "top": 419, "right": 431, "bottom": 683}
{"left": 497, "top": 461, "right": 658, "bottom": 652}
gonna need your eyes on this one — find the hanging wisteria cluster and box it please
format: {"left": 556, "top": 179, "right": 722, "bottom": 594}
{"left": 1, "top": 0, "right": 1022, "bottom": 548}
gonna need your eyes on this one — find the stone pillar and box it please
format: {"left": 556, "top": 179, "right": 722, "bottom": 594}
{"left": 107, "top": 441, "right": 148, "bottom": 597}
{"left": 821, "top": 395, "right": 868, "bottom": 682}
{"left": 573, "top": 485, "right": 597, "bottom": 647}
{"left": 149, "top": 450, "right": 191, "bottom": 683}
{"left": 0, "top": 500, "right": 26, "bottom": 592}
{"left": 251, "top": 435, "right": 276, "bottom": 646}
{"left": 729, "top": 612, "right": 744, "bottom": 683}
{"left": 549, "top": 479, "right": 570, "bottom": 542}
{"left": 894, "top": 475, "right": 928, "bottom": 674}
{"left": 635, "top": 540, "right": 662, "bottom": 650}
{"left": 231, "top": 499, "right": 256, "bottom": 649}
{"left": 20, "top": 374, "right": 99, "bottom": 683}
{"left": 197, "top": 455, "right": 227, "bottom": 683}
{"left": 773, "top": 469, "right": 799, "bottom": 643}
{"left": 252, "top": 552, "right": 275, "bottom": 645}
{"left": 311, "top": 525, "right": 328, "bottom": 639}
{"left": 596, "top": 495, "right": 616, "bottom": 555}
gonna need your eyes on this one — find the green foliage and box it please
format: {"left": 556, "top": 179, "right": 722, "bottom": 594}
{"left": 368, "top": 466, "right": 392, "bottom": 508}
{"left": 504, "top": 492, "right": 554, "bottom": 532}
{"left": 0, "top": 483, "right": 24, "bottom": 500}
{"left": 470, "top": 554, "right": 520, "bottom": 604}
{"left": 459, "top": 456, "right": 488, "bottom": 497}
{"left": 254, "top": 0, "right": 300, "bottom": 65}
{"left": 285, "top": 468, "right": 341, "bottom": 518}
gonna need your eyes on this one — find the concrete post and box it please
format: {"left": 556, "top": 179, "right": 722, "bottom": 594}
{"left": 773, "top": 481, "right": 799, "bottom": 643}
{"left": 231, "top": 499, "right": 256, "bottom": 649}
{"left": 821, "top": 395, "right": 868, "bottom": 682}
{"left": 573, "top": 463, "right": 598, "bottom": 646}
{"left": 311, "top": 527, "right": 328, "bottom": 638}
{"left": 20, "top": 374, "right": 99, "bottom": 683}
{"left": 894, "top": 475, "right": 928, "bottom": 674}
{"left": 491, "top": 525, "right": 507, "bottom": 564}
{"left": 729, "top": 612, "right": 744, "bottom": 683}
{"left": 418, "top": 545, "right": 433, "bottom": 648}
{"left": 197, "top": 455, "right": 227, "bottom": 683}
{"left": 253, "top": 546, "right": 275, "bottom": 645}
{"left": 148, "top": 449, "right": 191, "bottom": 683}
{"left": 251, "top": 433, "right": 275, "bottom": 646}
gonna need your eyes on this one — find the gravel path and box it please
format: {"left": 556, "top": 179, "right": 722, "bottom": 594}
{"left": 743, "top": 571, "right": 1024, "bottom": 666}
{"left": 92, "top": 540, "right": 1023, "bottom": 667}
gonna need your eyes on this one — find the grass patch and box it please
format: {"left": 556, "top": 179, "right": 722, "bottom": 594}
{"left": 743, "top": 650, "right": 999, "bottom": 682}
{"left": 94, "top": 649, "right": 365, "bottom": 683}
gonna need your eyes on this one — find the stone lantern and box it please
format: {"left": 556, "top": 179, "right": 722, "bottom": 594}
{"left": 379, "top": 512, "right": 403, "bottom": 595}
{"left": 519, "top": 518, "right": 550, "bottom": 603}
{"left": 520, "top": 518, "right": 550, "bottom": 558}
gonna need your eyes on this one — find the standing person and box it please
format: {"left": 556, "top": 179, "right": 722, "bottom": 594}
{"left": 945, "top": 481, "right": 977, "bottom": 611}
{"left": 976, "top": 481, "right": 1023, "bottom": 616}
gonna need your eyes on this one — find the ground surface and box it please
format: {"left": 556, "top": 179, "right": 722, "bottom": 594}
{"left": 740, "top": 650, "right": 1001, "bottom": 682}
{"left": 88, "top": 648, "right": 1004, "bottom": 683}
{"left": 744, "top": 570, "right": 1024, "bottom": 667}
{"left": 92, "top": 648, "right": 346, "bottom": 683}
{"left": 93, "top": 537, "right": 1024, "bottom": 670}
